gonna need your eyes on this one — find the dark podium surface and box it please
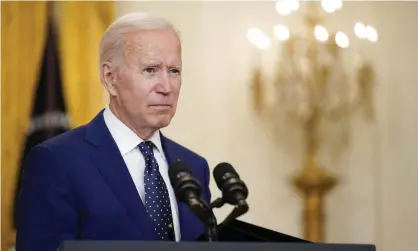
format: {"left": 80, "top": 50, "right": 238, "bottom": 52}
{"left": 60, "top": 241, "right": 376, "bottom": 251}
{"left": 59, "top": 220, "right": 376, "bottom": 251}
{"left": 212, "top": 219, "right": 311, "bottom": 242}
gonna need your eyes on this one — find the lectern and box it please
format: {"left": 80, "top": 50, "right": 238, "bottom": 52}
{"left": 59, "top": 220, "right": 376, "bottom": 251}
{"left": 211, "top": 219, "right": 311, "bottom": 242}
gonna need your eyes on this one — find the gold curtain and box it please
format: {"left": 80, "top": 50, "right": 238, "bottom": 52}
{"left": 1, "top": 2, "right": 115, "bottom": 249}
{"left": 1, "top": 2, "right": 48, "bottom": 249}
{"left": 58, "top": 1, "right": 115, "bottom": 127}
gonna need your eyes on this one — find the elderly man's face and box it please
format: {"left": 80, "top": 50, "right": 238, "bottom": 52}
{"left": 111, "top": 28, "right": 182, "bottom": 131}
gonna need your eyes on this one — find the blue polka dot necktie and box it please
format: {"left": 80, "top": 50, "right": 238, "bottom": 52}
{"left": 138, "top": 141, "right": 174, "bottom": 241}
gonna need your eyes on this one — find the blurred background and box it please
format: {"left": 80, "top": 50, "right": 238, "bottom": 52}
{"left": 2, "top": 1, "right": 418, "bottom": 251}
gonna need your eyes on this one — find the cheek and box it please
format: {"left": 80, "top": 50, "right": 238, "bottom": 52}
{"left": 118, "top": 75, "right": 149, "bottom": 109}
{"left": 128, "top": 87, "right": 149, "bottom": 110}
{"left": 172, "top": 80, "right": 182, "bottom": 97}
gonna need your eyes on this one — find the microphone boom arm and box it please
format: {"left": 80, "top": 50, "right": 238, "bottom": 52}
{"left": 218, "top": 199, "right": 249, "bottom": 230}
{"left": 188, "top": 198, "right": 218, "bottom": 242}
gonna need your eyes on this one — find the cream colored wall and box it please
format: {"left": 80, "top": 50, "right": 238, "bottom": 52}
{"left": 115, "top": 2, "right": 418, "bottom": 251}
{"left": 373, "top": 4, "right": 418, "bottom": 251}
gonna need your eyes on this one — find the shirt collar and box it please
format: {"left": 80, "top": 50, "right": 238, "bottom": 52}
{"left": 103, "top": 106, "right": 164, "bottom": 157}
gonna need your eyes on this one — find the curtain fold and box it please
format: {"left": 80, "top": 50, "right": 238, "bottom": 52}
{"left": 1, "top": 2, "right": 115, "bottom": 249}
{"left": 58, "top": 1, "right": 115, "bottom": 127}
{"left": 1, "top": 2, "right": 48, "bottom": 249}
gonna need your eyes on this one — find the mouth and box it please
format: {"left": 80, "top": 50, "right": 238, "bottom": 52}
{"left": 149, "top": 104, "right": 171, "bottom": 107}
{"left": 149, "top": 104, "right": 172, "bottom": 110}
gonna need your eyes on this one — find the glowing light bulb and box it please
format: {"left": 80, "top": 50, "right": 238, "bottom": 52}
{"left": 274, "top": 24, "right": 290, "bottom": 41}
{"left": 275, "top": 0, "right": 292, "bottom": 15}
{"left": 314, "top": 25, "right": 329, "bottom": 42}
{"left": 366, "top": 25, "right": 378, "bottom": 42}
{"left": 354, "top": 22, "right": 367, "bottom": 39}
{"left": 247, "top": 28, "right": 271, "bottom": 50}
{"left": 321, "top": 0, "right": 337, "bottom": 13}
{"left": 335, "top": 31, "right": 349, "bottom": 48}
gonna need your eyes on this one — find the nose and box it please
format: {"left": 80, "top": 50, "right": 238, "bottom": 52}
{"left": 156, "top": 71, "right": 172, "bottom": 96}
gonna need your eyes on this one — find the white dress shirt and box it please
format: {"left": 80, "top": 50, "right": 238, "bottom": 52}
{"left": 103, "top": 107, "right": 181, "bottom": 241}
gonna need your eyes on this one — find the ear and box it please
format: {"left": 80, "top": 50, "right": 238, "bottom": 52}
{"left": 101, "top": 61, "right": 118, "bottom": 97}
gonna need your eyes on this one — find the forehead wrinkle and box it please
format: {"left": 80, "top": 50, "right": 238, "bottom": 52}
{"left": 121, "top": 30, "right": 182, "bottom": 67}
{"left": 122, "top": 38, "right": 148, "bottom": 67}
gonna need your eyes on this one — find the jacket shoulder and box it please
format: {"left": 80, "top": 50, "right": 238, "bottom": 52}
{"left": 163, "top": 136, "right": 207, "bottom": 164}
{"left": 37, "top": 125, "right": 87, "bottom": 152}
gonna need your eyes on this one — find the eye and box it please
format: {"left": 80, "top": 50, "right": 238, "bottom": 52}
{"left": 143, "top": 68, "right": 156, "bottom": 75}
{"left": 169, "top": 69, "right": 181, "bottom": 76}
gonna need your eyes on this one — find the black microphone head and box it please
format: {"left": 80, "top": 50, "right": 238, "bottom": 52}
{"left": 213, "top": 162, "right": 248, "bottom": 205}
{"left": 213, "top": 162, "right": 239, "bottom": 190}
{"left": 169, "top": 160, "right": 202, "bottom": 203}
{"left": 169, "top": 160, "right": 192, "bottom": 186}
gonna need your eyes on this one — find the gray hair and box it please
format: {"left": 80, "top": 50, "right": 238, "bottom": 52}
{"left": 99, "top": 12, "right": 179, "bottom": 75}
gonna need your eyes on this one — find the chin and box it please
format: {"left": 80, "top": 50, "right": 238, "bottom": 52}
{"left": 157, "top": 120, "right": 170, "bottom": 128}
{"left": 151, "top": 115, "right": 173, "bottom": 129}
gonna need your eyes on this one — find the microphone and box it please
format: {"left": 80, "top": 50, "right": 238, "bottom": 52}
{"left": 169, "top": 160, "right": 218, "bottom": 241}
{"left": 212, "top": 162, "right": 249, "bottom": 207}
{"left": 169, "top": 161, "right": 202, "bottom": 208}
{"left": 211, "top": 162, "right": 249, "bottom": 229}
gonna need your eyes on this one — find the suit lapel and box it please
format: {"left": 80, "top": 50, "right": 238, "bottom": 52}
{"left": 160, "top": 133, "right": 206, "bottom": 241}
{"left": 85, "top": 111, "right": 157, "bottom": 240}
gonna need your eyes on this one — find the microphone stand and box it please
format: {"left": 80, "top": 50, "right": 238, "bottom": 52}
{"left": 189, "top": 198, "right": 218, "bottom": 242}
{"left": 217, "top": 200, "right": 248, "bottom": 230}
{"left": 205, "top": 208, "right": 218, "bottom": 242}
{"left": 210, "top": 197, "right": 249, "bottom": 236}
{"left": 190, "top": 194, "right": 249, "bottom": 241}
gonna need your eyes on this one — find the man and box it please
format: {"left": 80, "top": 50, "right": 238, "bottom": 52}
{"left": 15, "top": 12, "right": 211, "bottom": 251}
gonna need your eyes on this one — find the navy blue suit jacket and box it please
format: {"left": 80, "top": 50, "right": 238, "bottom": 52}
{"left": 15, "top": 110, "right": 211, "bottom": 251}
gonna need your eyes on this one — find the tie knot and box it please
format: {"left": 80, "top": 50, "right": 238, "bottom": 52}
{"left": 138, "top": 141, "right": 154, "bottom": 157}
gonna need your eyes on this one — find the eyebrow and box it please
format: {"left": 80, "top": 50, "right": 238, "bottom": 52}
{"left": 141, "top": 59, "right": 160, "bottom": 65}
{"left": 141, "top": 61, "right": 182, "bottom": 69}
{"left": 141, "top": 61, "right": 161, "bottom": 67}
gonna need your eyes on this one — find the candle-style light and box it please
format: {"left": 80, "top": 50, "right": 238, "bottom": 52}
{"left": 247, "top": 0, "right": 377, "bottom": 242}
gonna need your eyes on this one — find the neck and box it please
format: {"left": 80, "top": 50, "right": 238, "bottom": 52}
{"left": 108, "top": 101, "right": 156, "bottom": 140}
